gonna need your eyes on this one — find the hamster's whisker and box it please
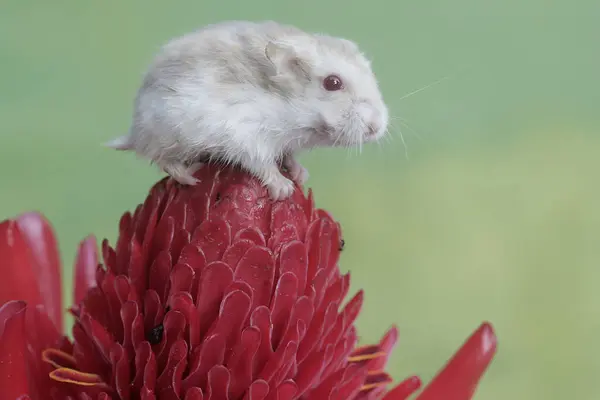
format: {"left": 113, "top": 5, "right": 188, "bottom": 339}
{"left": 344, "top": 145, "right": 352, "bottom": 160}
{"left": 398, "top": 129, "right": 410, "bottom": 160}
{"left": 354, "top": 129, "right": 362, "bottom": 155}
{"left": 331, "top": 130, "right": 345, "bottom": 148}
{"left": 399, "top": 120, "right": 424, "bottom": 141}
{"left": 376, "top": 138, "right": 385, "bottom": 154}
{"left": 386, "top": 122, "right": 409, "bottom": 160}
{"left": 390, "top": 116, "right": 424, "bottom": 141}
{"left": 397, "top": 75, "right": 451, "bottom": 101}
{"left": 381, "top": 130, "right": 393, "bottom": 145}
{"left": 381, "top": 123, "right": 395, "bottom": 144}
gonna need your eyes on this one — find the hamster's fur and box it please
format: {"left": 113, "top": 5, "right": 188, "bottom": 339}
{"left": 107, "top": 20, "right": 389, "bottom": 200}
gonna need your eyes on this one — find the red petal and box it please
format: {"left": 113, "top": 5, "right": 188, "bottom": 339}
{"left": 234, "top": 227, "right": 266, "bottom": 247}
{"left": 16, "top": 213, "right": 63, "bottom": 331}
{"left": 170, "top": 262, "right": 195, "bottom": 295}
{"left": 0, "top": 301, "right": 29, "bottom": 398}
{"left": 274, "top": 380, "right": 298, "bottom": 400}
{"left": 185, "top": 387, "right": 204, "bottom": 400}
{"left": 110, "top": 344, "right": 131, "bottom": 399}
{"left": 331, "top": 368, "right": 368, "bottom": 400}
{"left": 191, "top": 217, "right": 231, "bottom": 264}
{"left": 228, "top": 327, "right": 261, "bottom": 398}
{"left": 381, "top": 376, "right": 422, "bottom": 400}
{"left": 24, "top": 305, "right": 65, "bottom": 398}
{"left": 244, "top": 379, "right": 269, "bottom": 400}
{"left": 416, "top": 322, "right": 497, "bottom": 400}
{"left": 363, "top": 325, "right": 398, "bottom": 371}
{"left": 74, "top": 235, "right": 99, "bottom": 306}
{"left": 206, "top": 289, "right": 252, "bottom": 351}
{"left": 132, "top": 341, "right": 153, "bottom": 392}
{"left": 182, "top": 333, "right": 226, "bottom": 392}
{"left": 196, "top": 261, "right": 234, "bottom": 340}
{"left": 156, "top": 310, "right": 187, "bottom": 369}
{"left": 250, "top": 306, "right": 274, "bottom": 374}
{"left": 269, "top": 272, "right": 299, "bottom": 348}
{"left": 222, "top": 239, "right": 255, "bottom": 272}
{"left": 156, "top": 339, "right": 188, "bottom": 398}
{"left": 0, "top": 216, "right": 61, "bottom": 329}
{"left": 234, "top": 246, "right": 275, "bottom": 310}
{"left": 279, "top": 241, "right": 308, "bottom": 297}
{"left": 206, "top": 365, "right": 230, "bottom": 400}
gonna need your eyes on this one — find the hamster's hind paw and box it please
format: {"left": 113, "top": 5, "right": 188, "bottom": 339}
{"left": 187, "top": 162, "right": 205, "bottom": 175}
{"left": 249, "top": 163, "right": 296, "bottom": 201}
{"left": 266, "top": 175, "right": 296, "bottom": 201}
{"left": 267, "top": 178, "right": 295, "bottom": 201}
{"left": 283, "top": 156, "right": 309, "bottom": 185}
{"left": 163, "top": 162, "right": 200, "bottom": 186}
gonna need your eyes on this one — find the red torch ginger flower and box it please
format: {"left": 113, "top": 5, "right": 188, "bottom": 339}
{"left": 0, "top": 165, "right": 497, "bottom": 399}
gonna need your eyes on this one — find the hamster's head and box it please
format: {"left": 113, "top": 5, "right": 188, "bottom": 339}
{"left": 265, "top": 33, "right": 388, "bottom": 148}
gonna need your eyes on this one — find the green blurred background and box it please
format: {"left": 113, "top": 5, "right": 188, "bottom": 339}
{"left": 2, "top": 0, "right": 599, "bottom": 398}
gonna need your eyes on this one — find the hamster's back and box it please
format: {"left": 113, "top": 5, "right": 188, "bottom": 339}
{"left": 128, "top": 21, "right": 308, "bottom": 160}
{"left": 143, "top": 21, "right": 305, "bottom": 91}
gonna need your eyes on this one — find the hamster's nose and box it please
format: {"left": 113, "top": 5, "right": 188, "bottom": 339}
{"left": 366, "top": 123, "right": 380, "bottom": 137}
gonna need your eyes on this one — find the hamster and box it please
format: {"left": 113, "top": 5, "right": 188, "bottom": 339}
{"left": 106, "top": 20, "right": 389, "bottom": 200}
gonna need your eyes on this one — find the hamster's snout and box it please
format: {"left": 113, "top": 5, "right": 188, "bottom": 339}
{"left": 356, "top": 100, "right": 386, "bottom": 141}
{"left": 366, "top": 123, "right": 380, "bottom": 137}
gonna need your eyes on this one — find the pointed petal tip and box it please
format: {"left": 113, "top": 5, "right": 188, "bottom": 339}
{"left": 415, "top": 322, "right": 498, "bottom": 400}
{"left": 384, "top": 325, "right": 399, "bottom": 343}
{"left": 0, "top": 301, "right": 27, "bottom": 334}
{"left": 82, "top": 234, "right": 98, "bottom": 245}
{"left": 15, "top": 212, "right": 55, "bottom": 243}
{"left": 0, "top": 299, "right": 27, "bottom": 312}
{"left": 382, "top": 376, "right": 422, "bottom": 400}
{"left": 477, "top": 321, "right": 497, "bottom": 354}
{"left": 13, "top": 211, "right": 63, "bottom": 332}
{"left": 16, "top": 211, "right": 47, "bottom": 222}
{"left": 73, "top": 234, "right": 99, "bottom": 305}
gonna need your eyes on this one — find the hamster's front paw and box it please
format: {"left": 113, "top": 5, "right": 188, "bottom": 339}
{"left": 163, "top": 162, "right": 199, "bottom": 186}
{"left": 292, "top": 165, "right": 309, "bottom": 185}
{"left": 187, "top": 162, "right": 204, "bottom": 174}
{"left": 266, "top": 176, "right": 295, "bottom": 201}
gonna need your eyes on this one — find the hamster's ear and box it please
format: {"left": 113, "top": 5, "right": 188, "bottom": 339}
{"left": 265, "top": 40, "right": 311, "bottom": 78}
{"left": 265, "top": 41, "right": 293, "bottom": 66}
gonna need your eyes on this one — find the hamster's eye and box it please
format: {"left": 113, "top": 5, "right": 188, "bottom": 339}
{"left": 323, "top": 75, "right": 343, "bottom": 91}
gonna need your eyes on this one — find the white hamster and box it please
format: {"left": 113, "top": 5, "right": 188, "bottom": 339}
{"left": 106, "top": 20, "right": 389, "bottom": 200}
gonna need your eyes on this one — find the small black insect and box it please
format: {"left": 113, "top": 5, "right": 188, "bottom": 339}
{"left": 339, "top": 239, "right": 345, "bottom": 251}
{"left": 147, "top": 323, "right": 164, "bottom": 345}
{"left": 215, "top": 192, "right": 221, "bottom": 202}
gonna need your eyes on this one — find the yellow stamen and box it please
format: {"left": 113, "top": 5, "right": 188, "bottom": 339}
{"left": 348, "top": 350, "right": 387, "bottom": 362}
{"left": 49, "top": 368, "right": 105, "bottom": 387}
{"left": 41, "top": 348, "right": 77, "bottom": 369}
